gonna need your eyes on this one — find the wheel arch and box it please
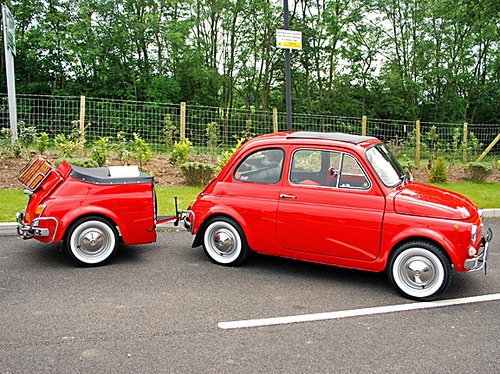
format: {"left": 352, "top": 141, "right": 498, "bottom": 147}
{"left": 192, "top": 212, "right": 246, "bottom": 248}
{"left": 58, "top": 210, "right": 121, "bottom": 243}
{"left": 386, "top": 236, "right": 453, "bottom": 270}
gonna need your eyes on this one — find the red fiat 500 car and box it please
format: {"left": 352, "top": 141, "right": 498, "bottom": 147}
{"left": 185, "top": 131, "right": 492, "bottom": 301}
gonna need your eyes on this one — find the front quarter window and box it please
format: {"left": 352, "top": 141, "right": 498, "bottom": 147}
{"left": 366, "top": 144, "right": 405, "bottom": 187}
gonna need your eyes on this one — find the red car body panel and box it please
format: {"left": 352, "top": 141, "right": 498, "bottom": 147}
{"left": 189, "top": 132, "right": 487, "bottom": 274}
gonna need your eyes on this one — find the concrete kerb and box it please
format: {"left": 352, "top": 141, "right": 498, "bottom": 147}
{"left": 1, "top": 209, "right": 499, "bottom": 237}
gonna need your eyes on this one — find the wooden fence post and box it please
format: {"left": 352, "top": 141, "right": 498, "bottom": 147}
{"left": 273, "top": 107, "right": 278, "bottom": 133}
{"left": 79, "top": 95, "right": 86, "bottom": 156}
{"left": 476, "top": 133, "right": 500, "bottom": 162}
{"left": 463, "top": 122, "right": 468, "bottom": 163}
{"left": 361, "top": 115, "right": 367, "bottom": 136}
{"left": 180, "top": 102, "right": 186, "bottom": 141}
{"left": 415, "top": 120, "right": 421, "bottom": 168}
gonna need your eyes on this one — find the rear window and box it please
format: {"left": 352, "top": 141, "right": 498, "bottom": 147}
{"left": 234, "top": 148, "right": 284, "bottom": 184}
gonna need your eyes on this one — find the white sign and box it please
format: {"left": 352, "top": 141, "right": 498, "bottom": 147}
{"left": 276, "top": 29, "right": 302, "bottom": 50}
{"left": 3, "top": 5, "right": 16, "bottom": 56}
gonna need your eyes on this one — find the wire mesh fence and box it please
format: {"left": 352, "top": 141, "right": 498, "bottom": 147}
{"left": 1, "top": 93, "right": 499, "bottom": 161}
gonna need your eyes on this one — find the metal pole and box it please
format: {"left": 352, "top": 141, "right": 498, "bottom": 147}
{"left": 2, "top": 5, "right": 18, "bottom": 143}
{"left": 283, "top": 0, "right": 292, "bottom": 131}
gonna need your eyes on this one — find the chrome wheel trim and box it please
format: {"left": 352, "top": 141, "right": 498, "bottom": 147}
{"left": 392, "top": 248, "right": 445, "bottom": 299}
{"left": 69, "top": 220, "right": 116, "bottom": 264}
{"left": 204, "top": 221, "right": 242, "bottom": 264}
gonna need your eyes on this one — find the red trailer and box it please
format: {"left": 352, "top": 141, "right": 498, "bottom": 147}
{"left": 16, "top": 157, "right": 179, "bottom": 266}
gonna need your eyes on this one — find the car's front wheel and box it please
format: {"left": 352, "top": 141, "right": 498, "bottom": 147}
{"left": 65, "top": 216, "right": 118, "bottom": 266}
{"left": 388, "top": 241, "right": 451, "bottom": 301}
{"left": 202, "top": 217, "right": 249, "bottom": 266}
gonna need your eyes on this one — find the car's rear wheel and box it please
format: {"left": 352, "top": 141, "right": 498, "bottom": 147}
{"left": 388, "top": 241, "right": 451, "bottom": 301}
{"left": 202, "top": 217, "right": 249, "bottom": 266}
{"left": 65, "top": 216, "right": 118, "bottom": 266}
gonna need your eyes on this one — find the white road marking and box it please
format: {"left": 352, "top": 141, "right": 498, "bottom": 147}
{"left": 218, "top": 293, "right": 500, "bottom": 330}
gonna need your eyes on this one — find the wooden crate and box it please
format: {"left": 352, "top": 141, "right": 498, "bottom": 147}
{"left": 18, "top": 157, "right": 54, "bottom": 191}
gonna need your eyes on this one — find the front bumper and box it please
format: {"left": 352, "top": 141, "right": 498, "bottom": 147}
{"left": 16, "top": 210, "right": 58, "bottom": 242}
{"left": 464, "top": 227, "right": 493, "bottom": 272}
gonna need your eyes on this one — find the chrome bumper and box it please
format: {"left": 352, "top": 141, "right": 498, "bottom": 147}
{"left": 465, "top": 227, "right": 493, "bottom": 273}
{"left": 179, "top": 210, "right": 194, "bottom": 232}
{"left": 16, "top": 211, "right": 58, "bottom": 242}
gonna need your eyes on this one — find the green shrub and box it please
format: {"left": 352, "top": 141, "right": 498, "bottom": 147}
{"left": 218, "top": 137, "right": 246, "bottom": 170}
{"left": 54, "top": 158, "right": 99, "bottom": 168}
{"left": 206, "top": 121, "right": 219, "bottom": 160}
{"left": 170, "top": 138, "right": 192, "bottom": 165}
{"left": 18, "top": 121, "right": 37, "bottom": 147}
{"left": 466, "top": 162, "right": 492, "bottom": 183}
{"left": 91, "top": 137, "right": 110, "bottom": 166}
{"left": 429, "top": 156, "right": 447, "bottom": 183}
{"left": 180, "top": 162, "right": 216, "bottom": 186}
{"left": 131, "top": 133, "right": 153, "bottom": 168}
{"left": 36, "top": 132, "right": 49, "bottom": 154}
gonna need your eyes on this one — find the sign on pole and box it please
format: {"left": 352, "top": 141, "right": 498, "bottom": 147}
{"left": 2, "top": 4, "right": 18, "bottom": 143}
{"left": 276, "top": 29, "right": 302, "bottom": 50}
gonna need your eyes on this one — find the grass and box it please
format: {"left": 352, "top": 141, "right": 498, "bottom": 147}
{"left": 0, "top": 183, "right": 498, "bottom": 223}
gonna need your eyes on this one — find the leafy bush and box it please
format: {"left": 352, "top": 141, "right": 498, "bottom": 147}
{"left": 206, "top": 121, "right": 218, "bottom": 160}
{"left": 429, "top": 157, "right": 448, "bottom": 183}
{"left": 112, "top": 132, "right": 132, "bottom": 165}
{"left": 180, "top": 162, "right": 216, "bottom": 186}
{"left": 170, "top": 138, "right": 192, "bottom": 165}
{"left": 466, "top": 162, "right": 492, "bottom": 183}
{"left": 54, "top": 158, "right": 99, "bottom": 168}
{"left": 162, "top": 115, "right": 178, "bottom": 151}
{"left": 36, "top": 132, "right": 49, "bottom": 154}
{"left": 18, "top": 121, "right": 37, "bottom": 147}
{"left": 131, "top": 133, "right": 153, "bottom": 168}
{"left": 91, "top": 137, "right": 110, "bottom": 166}
{"left": 218, "top": 137, "right": 246, "bottom": 170}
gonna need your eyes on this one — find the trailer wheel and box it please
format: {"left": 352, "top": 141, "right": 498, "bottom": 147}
{"left": 65, "top": 216, "right": 118, "bottom": 266}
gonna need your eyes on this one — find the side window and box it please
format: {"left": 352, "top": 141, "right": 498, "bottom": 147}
{"left": 339, "top": 154, "right": 370, "bottom": 190}
{"left": 234, "top": 148, "right": 284, "bottom": 184}
{"left": 290, "top": 149, "right": 342, "bottom": 187}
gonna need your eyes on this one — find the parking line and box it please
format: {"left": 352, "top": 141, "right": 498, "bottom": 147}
{"left": 218, "top": 293, "right": 500, "bottom": 330}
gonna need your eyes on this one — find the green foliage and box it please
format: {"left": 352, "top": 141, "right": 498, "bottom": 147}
{"left": 131, "top": 133, "right": 153, "bottom": 168}
{"left": 467, "top": 131, "right": 482, "bottom": 161}
{"left": 54, "top": 158, "right": 99, "bottom": 168}
{"left": 91, "top": 137, "right": 110, "bottom": 167}
{"left": 206, "top": 122, "right": 219, "bottom": 160}
{"left": 180, "top": 162, "right": 216, "bottom": 186}
{"left": 218, "top": 137, "right": 246, "bottom": 170}
{"left": 169, "top": 138, "right": 192, "bottom": 165}
{"left": 466, "top": 162, "right": 492, "bottom": 183}
{"left": 11, "top": 140, "right": 22, "bottom": 158}
{"left": 17, "top": 121, "right": 37, "bottom": 147}
{"left": 53, "top": 121, "right": 85, "bottom": 158}
{"left": 36, "top": 132, "right": 50, "bottom": 154}
{"left": 424, "top": 126, "right": 442, "bottom": 160}
{"left": 113, "top": 132, "right": 132, "bottom": 165}
{"left": 429, "top": 157, "right": 448, "bottom": 183}
{"left": 162, "top": 115, "right": 178, "bottom": 151}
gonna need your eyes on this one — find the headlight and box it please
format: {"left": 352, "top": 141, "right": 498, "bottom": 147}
{"left": 471, "top": 224, "right": 478, "bottom": 243}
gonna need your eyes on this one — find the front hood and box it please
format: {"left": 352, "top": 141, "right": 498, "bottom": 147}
{"left": 394, "top": 182, "right": 477, "bottom": 220}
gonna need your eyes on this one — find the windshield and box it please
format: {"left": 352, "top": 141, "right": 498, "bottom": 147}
{"left": 366, "top": 144, "right": 406, "bottom": 187}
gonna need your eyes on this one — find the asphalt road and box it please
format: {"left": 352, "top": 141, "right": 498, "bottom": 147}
{"left": 1, "top": 220, "right": 499, "bottom": 373}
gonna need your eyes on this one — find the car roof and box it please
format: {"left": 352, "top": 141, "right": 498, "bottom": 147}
{"left": 286, "top": 131, "right": 376, "bottom": 144}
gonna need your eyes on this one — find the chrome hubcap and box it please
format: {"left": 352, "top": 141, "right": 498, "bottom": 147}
{"left": 79, "top": 229, "right": 105, "bottom": 253}
{"left": 406, "top": 259, "right": 432, "bottom": 285}
{"left": 214, "top": 230, "right": 234, "bottom": 253}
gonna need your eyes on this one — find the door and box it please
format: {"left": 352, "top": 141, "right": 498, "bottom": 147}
{"left": 276, "top": 147, "right": 386, "bottom": 261}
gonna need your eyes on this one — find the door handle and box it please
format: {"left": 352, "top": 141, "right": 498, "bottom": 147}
{"left": 280, "top": 194, "right": 297, "bottom": 199}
